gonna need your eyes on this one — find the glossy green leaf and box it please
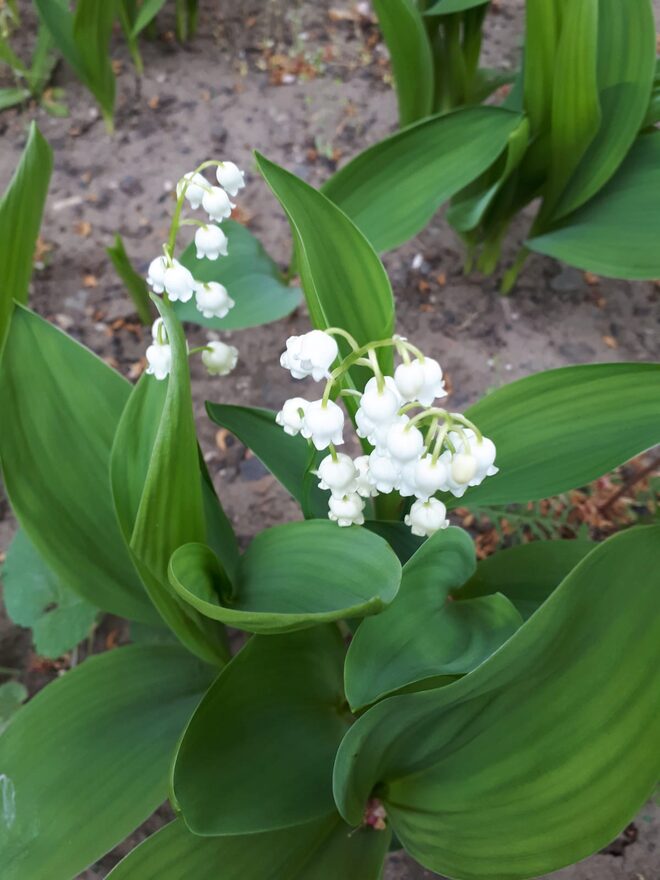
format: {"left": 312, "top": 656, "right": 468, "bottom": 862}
{"left": 110, "top": 301, "right": 229, "bottom": 665}
{"left": 107, "top": 234, "right": 153, "bottom": 325}
{"left": 0, "top": 307, "right": 156, "bottom": 623}
{"left": 131, "top": 0, "right": 167, "bottom": 36}
{"left": 0, "top": 122, "right": 52, "bottom": 349}
{"left": 542, "top": 0, "right": 600, "bottom": 213}
{"left": 107, "top": 815, "right": 389, "bottom": 880}
{"left": 425, "top": 0, "right": 489, "bottom": 12}
{"left": 205, "top": 402, "right": 326, "bottom": 517}
{"left": 345, "top": 527, "right": 522, "bottom": 710}
{"left": 169, "top": 520, "right": 401, "bottom": 634}
{"left": 2, "top": 530, "right": 98, "bottom": 658}
{"left": 523, "top": 0, "right": 561, "bottom": 133}
{"left": 529, "top": 132, "right": 660, "bottom": 278}
{"left": 552, "top": 0, "right": 656, "bottom": 219}
{"left": 0, "top": 645, "right": 213, "bottom": 880}
{"left": 323, "top": 107, "right": 522, "bottom": 253}
{"left": 0, "top": 682, "right": 27, "bottom": 735}
{"left": 457, "top": 539, "right": 594, "bottom": 619}
{"left": 459, "top": 362, "right": 660, "bottom": 507}
{"left": 364, "top": 520, "right": 423, "bottom": 565}
{"left": 175, "top": 221, "right": 301, "bottom": 330}
{"left": 371, "top": 0, "right": 433, "bottom": 126}
{"left": 334, "top": 525, "right": 660, "bottom": 880}
{"left": 256, "top": 153, "right": 394, "bottom": 382}
{"left": 174, "top": 627, "right": 348, "bottom": 834}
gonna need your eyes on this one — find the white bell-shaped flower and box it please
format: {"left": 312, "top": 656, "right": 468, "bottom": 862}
{"left": 395, "top": 459, "right": 420, "bottom": 497}
{"left": 194, "top": 281, "right": 235, "bottom": 319}
{"left": 386, "top": 419, "right": 425, "bottom": 463}
{"left": 368, "top": 450, "right": 400, "bottom": 494}
{"left": 216, "top": 161, "right": 246, "bottom": 197}
{"left": 470, "top": 435, "right": 499, "bottom": 486}
{"left": 413, "top": 454, "right": 450, "bottom": 500}
{"left": 202, "top": 185, "right": 235, "bottom": 221}
{"left": 317, "top": 453, "right": 357, "bottom": 497}
{"left": 145, "top": 341, "right": 172, "bottom": 381}
{"left": 353, "top": 455, "right": 378, "bottom": 498}
{"left": 195, "top": 224, "right": 229, "bottom": 260}
{"left": 280, "top": 331, "right": 339, "bottom": 382}
{"left": 146, "top": 256, "right": 168, "bottom": 293}
{"left": 201, "top": 340, "right": 238, "bottom": 376}
{"left": 300, "top": 399, "right": 344, "bottom": 450}
{"left": 394, "top": 359, "right": 425, "bottom": 402}
{"left": 405, "top": 498, "right": 449, "bottom": 538}
{"left": 359, "top": 376, "right": 401, "bottom": 424}
{"left": 417, "top": 357, "right": 447, "bottom": 406}
{"left": 275, "top": 397, "right": 309, "bottom": 437}
{"left": 177, "top": 172, "right": 208, "bottom": 210}
{"left": 151, "top": 316, "right": 167, "bottom": 342}
{"left": 328, "top": 492, "right": 365, "bottom": 527}
{"left": 163, "top": 261, "right": 196, "bottom": 303}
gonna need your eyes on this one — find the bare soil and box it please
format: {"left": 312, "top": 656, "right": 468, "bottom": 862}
{"left": 0, "top": 1, "right": 658, "bottom": 878}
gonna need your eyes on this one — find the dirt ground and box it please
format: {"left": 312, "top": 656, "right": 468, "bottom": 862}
{"left": 0, "top": 1, "right": 659, "bottom": 878}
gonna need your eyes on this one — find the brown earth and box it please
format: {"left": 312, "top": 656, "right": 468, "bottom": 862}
{"left": 0, "top": 1, "right": 658, "bottom": 878}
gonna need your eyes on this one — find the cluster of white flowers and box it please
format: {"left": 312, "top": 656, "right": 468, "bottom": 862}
{"left": 276, "top": 329, "right": 498, "bottom": 538}
{"left": 144, "top": 161, "right": 245, "bottom": 380}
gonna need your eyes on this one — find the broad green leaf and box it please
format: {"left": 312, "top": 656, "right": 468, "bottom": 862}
{"left": 131, "top": 0, "right": 168, "bottom": 36}
{"left": 256, "top": 153, "right": 394, "bottom": 383}
{"left": 345, "top": 527, "right": 521, "bottom": 710}
{"left": 0, "top": 88, "right": 29, "bottom": 110}
{"left": 425, "top": 0, "right": 489, "bottom": 12}
{"left": 71, "top": 0, "right": 117, "bottom": 123}
{"left": 364, "top": 520, "right": 423, "bottom": 565}
{"left": 542, "top": 0, "right": 600, "bottom": 214}
{"left": 27, "top": 22, "right": 59, "bottom": 95}
{"left": 371, "top": 0, "right": 433, "bottom": 126}
{"left": 107, "top": 815, "right": 389, "bottom": 880}
{"left": 0, "top": 307, "right": 156, "bottom": 623}
{"left": 174, "top": 627, "right": 349, "bottom": 834}
{"left": 2, "top": 530, "right": 98, "bottom": 658}
{"left": 0, "top": 122, "right": 52, "bottom": 349}
{"left": 0, "top": 682, "right": 27, "bottom": 735}
{"left": 175, "top": 220, "right": 301, "bottom": 330}
{"left": 334, "top": 525, "right": 660, "bottom": 880}
{"left": 459, "top": 362, "right": 660, "bottom": 507}
{"left": 110, "top": 300, "right": 229, "bottom": 665}
{"left": 528, "top": 132, "right": 660, "bottom": 278}
{"left": 205, "top": 402, "right": 326, "bottom": 517}
{"left": 106, "top": 234, "right": 153, "bottom": 325}
{"left": 0, "top": 645, "right": 213, "bottom": 880}
{"left": 523, "top": 0, "right": 561, "bottom": 133}
{"left": 323, "top": 107, "right": 522, "bottom": 253}
{"left": 552, "top": 0, "right": 656, "bottom": 219}
{"left": 457, "top": 539, "right": 594, "bottom": 618}
{"left": 169, "top": 520, "right": 401, "bottom": 634}
{"left": 32, "top": 0, "right": 82, "bottom": 79}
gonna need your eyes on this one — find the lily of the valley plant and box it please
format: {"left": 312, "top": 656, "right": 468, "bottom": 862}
{"left": 0, "top": 128, "right": 659, "bottom": 880}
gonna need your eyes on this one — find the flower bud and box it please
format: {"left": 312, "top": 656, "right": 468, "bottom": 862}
{"left": 386, "top": 420, "right": 424, "bottom": 463}
{"left": 405, "top": 498, "right": 449, "bottom": 538}
{"left": 145, "top": 342, "right": 172, "bottom": 381}
{"left": 354, "top": 455, "right": 378, "bottom": 498}
{"left": 450, "top": 452, "right": 477, "bottom": 485}
{"left": 195, "top": 224, "right": 229, "bottom": 260}
{"left": 194, "top": 281, "right": 235, "bottom": 319}
{"left": 318, "top": 453, "right": 358, "bottom": 497}
{"left": 275, "top": 397, "right": 308, "bottom": 436}
{"left": 146, "top": 256, "right": 168, "bottom": 293}
{"left": 300, "top": 399, "right": 344, "bottom": 450}
{"left": 216, "top": 161, "right": 246, "bottom": 197}
{"left": 328, "top": 492, "right": 365, "bottom": 527}
{"left": 201, "top": 340, "right": 238, "bottom": 376}
{"left": 177, "top": 172, "right": 207, "bottom": 209}
{"left": 163, "top": 261, "right": 195, "bottom": 303}
{"left": 368, "top": 450, "right": 400, "bottom": 493}
{"left": 202, "top": 185, "right": 235, "bottom": 221}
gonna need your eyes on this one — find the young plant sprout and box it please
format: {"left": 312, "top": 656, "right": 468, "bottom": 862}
{"left": 277, "top": 329, "right": 497, "bottom": 535}
{"left": 145, "top": 160, "right": 245, "bottom": 380}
